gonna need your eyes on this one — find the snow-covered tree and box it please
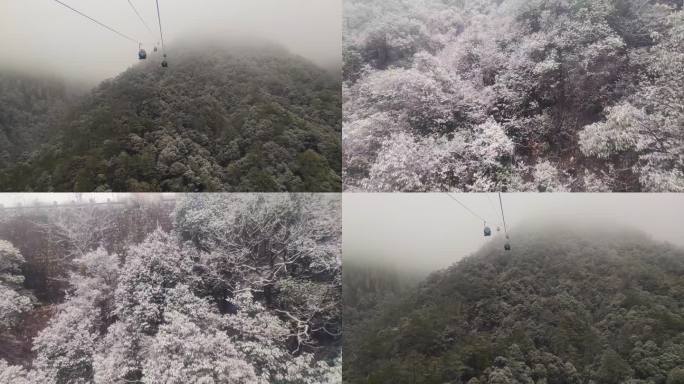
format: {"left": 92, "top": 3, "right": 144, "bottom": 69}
{"left": 0, "top": 360, "right": 51, "bottom": 384}
{"left": 30, "top": 248, "right": 121, "bottom": 383}
{"left": 173, "top": 194, "right": 342, "bottom": 349}
{"left": 114, "top": 229, "right": 196, "bottom": 334}
{"left": 143, "top": 310, "right": 258, "bottom": 384}
{"left": 221, "top": 290, "right": 340, "bottom": 383}
{"left": 0, "top": 240, "right": 25, "bottom": 287}
{"left": 32, "top": 294, "right": 99, "bottom": 383}
{"left": 0, "top": 240, "right": 32, "bottom": 331}
{"left": 92, "top": 320, "right": 145, "bottom": 384}
{"left": 0, "top": 285, "right": 32, "bottom": 332}
{"left": 45, "top": 204, "right": 116, "bottom": 258}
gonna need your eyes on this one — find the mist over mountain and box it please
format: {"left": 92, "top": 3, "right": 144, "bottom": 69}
{"left": 344, "top": 223, "right": 684, "bottom": 384}
{"left": 0, "top": 0, "right": 342, "bottom": 85}
{"left": 0, "top": 41, "right": 341, "bottom": 192}
{"left": 0, "top": 73, "right": 71, "bottom": 169}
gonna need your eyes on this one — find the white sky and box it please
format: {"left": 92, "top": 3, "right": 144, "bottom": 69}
{"left": 343, "top": 193, "right": 684, "bottom": 272}
{"left": 0, "top": 0, "right": 341, "bottom": 83}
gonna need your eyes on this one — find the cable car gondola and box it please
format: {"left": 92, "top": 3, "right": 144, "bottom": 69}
{"left": 138, "top": 43, "right": 147, "bottom": 60}
{"left": 446, "top": 192, "right": 512, "bottom": 252}
{"left": 161, "top": 54, "right": 168, "bottom": 68}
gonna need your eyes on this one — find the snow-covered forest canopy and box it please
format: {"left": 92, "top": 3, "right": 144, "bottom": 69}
{"left": 343, "top": 0, "right": 684, "bottom": 192}
{"left": 0, "top": 194, "right": 341, "bottom": 383}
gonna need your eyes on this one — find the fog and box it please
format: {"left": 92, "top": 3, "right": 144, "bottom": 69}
{"left": 343, "top": 193, "right": 684, "bottom": 274}
{"left": 0, "top": 0, "right": 341, "bottom": 84}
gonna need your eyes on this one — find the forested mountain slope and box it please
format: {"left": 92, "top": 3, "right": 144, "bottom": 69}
{"left": 343, "top": 0, "right": 684, "bottom": 192}
{"left": 0, "top": 42, "right": 341, "bottom": 192}
{"left": 0, "top": 73, "right": 71, "bottom": 169}
{"left": 344, "top": 224, "right": 684, "bottom": 383}
{"left": 343, "top": 262, "right": 423, "bottom": 333}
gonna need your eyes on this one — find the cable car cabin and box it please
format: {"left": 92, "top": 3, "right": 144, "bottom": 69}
{"left": 484, "top": 226, "right": 492, "bottom": 237}
{"left": 138, "top": 49, "right": 147, "bottom": 60}
{"left": 154, "top": 46, "right": 158, "bottom": 52}
{"left": 504, "top": 242, "right": 511, "bottom": 251}
{"left": 161, "top": 60, "right": 168, "bottom": 68}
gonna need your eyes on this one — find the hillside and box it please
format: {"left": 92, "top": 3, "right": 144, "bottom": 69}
{"left": 0, "top": 42, "right": 341, "bottom": 192}
{"left": 344, "top": 224, "right": 684, "bottom": 383}
{"left": 0, "top": 73, "right": 72, "bottom": 169}
{"left": 344, "top": 262, "right": 423, "bottom": 332}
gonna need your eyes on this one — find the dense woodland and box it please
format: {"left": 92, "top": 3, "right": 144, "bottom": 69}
{"left": 344, "top": 224, "right": 684, "bottom": 383}
{"left": 0, "top": 42, "right": 341, "bottom": 192}
{"left": 343, "top": 0, "right": 684, "bottom": 192}
{"left": 0, "top": 73, "right": 74, "bottom": 170}
{"left": 0, "top": 194, "right": 341, "bottom": 383}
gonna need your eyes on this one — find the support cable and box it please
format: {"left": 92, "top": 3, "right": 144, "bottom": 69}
{"left": 52, "top": 0, "right": 139, "bottom": 44}
{"left": 446, "top": 193, "right": 488, "bottom": 225}
{"left": 155, "top": 0, "right": 166, "bottom": 53}
{"left": 486, "top": 193, "right": 504, "bottom": 228}
{"left": 126, "top": 0, "right": 155, "bottom": 37}
{"left": 498, "top": 192, "right": 509, "bottom": 237}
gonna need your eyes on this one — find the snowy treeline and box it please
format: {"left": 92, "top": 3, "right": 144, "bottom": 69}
{"left": 343, "top": 0, "right": 684, "bottom": 192}
{"left": 0, "top": 194, "right": 341, "bottom": 383}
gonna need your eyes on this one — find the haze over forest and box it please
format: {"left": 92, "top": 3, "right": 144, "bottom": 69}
{"left": 343, "top": 194, "right": 684, "bottom": 273}
{"left": 0, "top": 0, "right": 342, "bottom": 85}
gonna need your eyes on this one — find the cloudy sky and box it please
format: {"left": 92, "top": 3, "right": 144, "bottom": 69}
{"left": 344, "top": 193, "right": 684, "bottom": 273}
{"left": 0, "top": 0, "right": 341, "bottom": 83}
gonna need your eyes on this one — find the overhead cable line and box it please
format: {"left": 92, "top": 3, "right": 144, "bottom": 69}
{"left": 155, "top": 0, "right": 166, "bottom": 53}
{"left": 126, "top": 0, "right": 155, "bottom": 37}
{"left": 52, "top": 0, "right": 139, "bottom": 44}
{"left": 446, "top": 193, "right": 488, "bottom": 224}
{"left": 486, "top": 193, "right": 504, "bottom": 228}
{"left": 498, "top": 192, "right": 509, "bottom": 236}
